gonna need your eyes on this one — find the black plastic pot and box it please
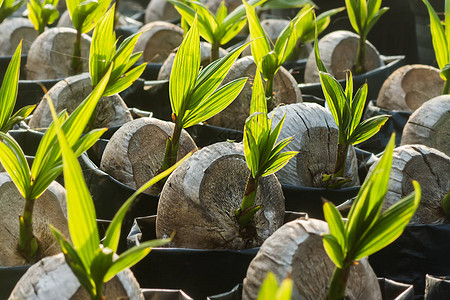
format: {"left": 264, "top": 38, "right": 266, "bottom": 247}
{"left": 0, "top": 54, "right": 27, "bottom": 81}
{"left": 127, "top": 212, "right": 305, "bottom": 300}
{"left": 369, "top": 224, "right": 450, "bottom": 298}
{"left": 298, "top": 55, "right": 406, "bottom": 101}
{"left": 425, "top": 274, "right": 450, "bottom": 300}
{"left": 142, "top": 288, "right": 193, "bottom": 300}
{"left": 207, "top": 279, "right": 414, "bottom": 300}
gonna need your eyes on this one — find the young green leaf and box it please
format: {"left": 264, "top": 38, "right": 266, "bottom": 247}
{"left": 0, "top": 0, "right": 25, "bottom": 23}
{"left": 27, "top": 0, "right": 59, "bottom": 34}
{"left": 257, "top": 272, "right": 293, "bottom": 300}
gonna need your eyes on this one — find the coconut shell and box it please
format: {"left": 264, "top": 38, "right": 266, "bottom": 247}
{"left": 145, "top": 0, "right": 180, "bottom": 23}
{"left": 157, "top": 42, "right": 228, "bottom": 80}
{"left": 0, "top": 18, "right": 38, "bottom": 56}
{"left": 367, "top": 144, "right": 450, "bottom": 224}
{"left": 206, "top": 56, "right": 302, "bottom": 130}
{"left": 377, "top": 64, "right": 445, "bottom": 112}
{"left": 100, "top": 117, "right": 197, "bottom": 195}
{"left": 401, "top": 95, "right": 450, "bottom": 155}
{"left": 25, "top": 27, "right": 91, "bottom": 80}
{"left": 0, "top": 173, "right": 68, "bottom": 267}
{"left": 304, "top": 30, "right": 383, "bottom": 83}
{"left": 134, "top": 21, "right": 184, "bottom": 63}
{"left": 28, "top": 73, "right": 132, "bottom": 130}
{"left": 56, "top": 10, "right": 73, "bottom": 29}
{"left": 9, "top": 253, "right": 144, "bottom": 299}
{"left": 267, "top": 102, "right": 359, "bottom": 187}
{"left": 157, "top": 141, "right": 285, "bottom": 249}
{"left": 242, "top": 218, "right": 381, "bottom": 300}
{"left": 241, "top": 19, "right": 290, "bottom": 57}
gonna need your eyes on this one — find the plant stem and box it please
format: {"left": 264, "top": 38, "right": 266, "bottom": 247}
{"left": 71, "top": 28, "right": 83, "bottom": 75}
{"left": 332, "top": 143, "right": 349, "bottom": 179}
{"left": 160, "top": 118, "right": 182, "bottom": 174}
{"left": 353, "top": 36, "right": 366, "bottom": 75}
{"left": 443, "top": 79, "right": 450, "bottom": 94}
{"left": 19, "top": 198, "right": 38, "bottom": 261}
{"left": 326, "top": 264, "right": 351, "bottom": 300}
{"left": 235, "top": 175, "right": 260, "bottom": 227}
{"left": 265, "top": 76, "right": 274, "bottom": 102}
{"left": 211, "top": 41, "right": 219, "bottom": 64}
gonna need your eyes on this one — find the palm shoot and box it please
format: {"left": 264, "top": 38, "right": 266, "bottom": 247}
{"left": 27, "top": 0, "right": 59, "bottom": 34}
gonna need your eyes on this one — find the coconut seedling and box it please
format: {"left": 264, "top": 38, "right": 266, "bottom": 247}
{"left": 0, "top": 65, "right": 111, "bottom": 264}
{"left": 314, "top": 33, "right": 389, "bottom": 187}
{"left": 159, "top": 14, "right": 248, "bottom": 173}
{"left": 422, "top": 0, "right": 450, "bottom": 94}
{"left": 345, "top": 0, "right": 389, "bottom": 74}
{"left": 27, "top": 0, "right": 59, "bottom": 34}
{"left": 0, "top": 0, "right": 25, "bottom": 23}
{"left": 258, "top": 272, "right": 292, "bottom": 300}
{"left": 16, "top": 98, "right": 190, "bottom": 299}
{"left": 235, "top": 68, "right": 297, "bottom": 227}
{"left": 322, "top": 135, "right": 421, "bottom": 299}
{"left": 0, "top": 42, "right": 35, "bottom": 133}
{"left": 167, "top": 0, "right": 267, "bottom": 62}
{"left": 243, "top": 0, "right": 312, "bottom": 101}
{"left": 65, "top": 0, "right": 110, "bottom": 74}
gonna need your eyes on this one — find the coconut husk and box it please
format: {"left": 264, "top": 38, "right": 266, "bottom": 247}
{"left": 135, "top": 21, "right": 184, "bottom": 63}
{"left": 0, "top": 18, "right": 38, "bottom": 56}
{"left": 401, "top": 95, "right": 450, "bottom": 155}
{"left": 204, "top": 0, "right": 241, "bottom": 13}
{"left": 304, "top": 30, "right": 383, "bottom": 83}
{"left": 243, "top": 217, "right": 382, "bottom": 300}
{"left": 100, "top": 117, "right": 197, "bottom": 195}
{"left": 56, "top": 10, "right": 73, "bottom": 29}
{"left": 28, "top": 73, "right": 132, "bottom": 130}
{"left": 156, "top": 141, "right": 285, "bottom": 250}
{"left": 145, "top": 0, "right": 180, "bottom": 23}
{"left": 267, "top": 102, "right": 359, "bottom": 187}
{"left": 9, "top": 253, "right": 144, "bottom": 299}
{"left": 367, "top": 144, "right": 450, "bottom": 224}
{"left": 0, "top": 173, "right": 68, "bottom": 267}
{"left": 377, "top": 64, "right": 445, "bottom": 112}
{"left": 157, "top": 42, "right": 228, "bottom": 80}
{"left": 25, "top": 27, "right": 91, "bottom": 80}
{"left": 206, "top": 56, "right": 302, "bottom": 130}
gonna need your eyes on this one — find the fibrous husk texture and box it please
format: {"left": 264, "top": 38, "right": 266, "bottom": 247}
{"left": 28, "top": 73, "right": 132, "bottom": 130}
{"left": 304, "top": 30, "right": 383, "bottom": 83}
{"left": 401, "top": 95, "right": 450, "bottom": 155}
{"left": 9, "top": 253, "right": 144, "bottom": 300}
{"left": 267, "top": 102, "right": 359, "bottom": 187}
{"left": 0, "top": 18, "right": 38, "bottom": 56}
{"left": 156, "top": 141, "right": 285, "bottom": 250}
{"left": 134, "top": 21, "right": 184, "bottom": 63}
{"left": 145, "top": 0, "right": 180, "bottom": 23}
{"left": 242, "top": 218, "right": 381, "bottom": 300}
{"left": 377, "top": 64, "right": 445, "bottom": 112}
{"left": 26, "top": 27, "right": 91, "bottom": 80}
{"left": 157, "top": 41, "right": 228, "bottom": 80}
{"left": 207, "top": 56, "right": 302, "bottom": 130}
{"left": 368, "top": 144, "right": 450, "bottom": 224}
{"left": 100, "top": 117, "right": 197, "bottom": 195}
{"left": 0, "top": 173, "right": 68, "bottom": 267}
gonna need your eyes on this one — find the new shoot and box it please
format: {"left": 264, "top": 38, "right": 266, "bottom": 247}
{"left": 0, "top": 42, "right": 35, "bottom": 133}
{"left": 258, "top": 272, "right": 293, "bottom": 300}
{"left": 244, "top": 0, "right": 312, "bottom": 101}
{"left": 422, "top": 0, "right": 450, "bottom": 94}
{"left": 160, "top": 14, "right": 248, "bottom": 174}
{"left": 167, "top": 0, "right": 267, "bottom": 63}
{"left": 0, "top": 64, "right": 111, "bottom": 262}
{"left": 322, "top": 135, "right": 421, "bottom": 300}
{"left": 0, "top": 0, "right": 25, "bottom": 23}
{"left": 235, "top": 68, "right": 297, "bottom": 227}
{"left": 65, "top": 0, "right": 110, "bottom": 74}
{"left": 27, "top": 0, "right": 59, "bottom": 34}
{"left": 48, "top": 93, "right": 192, "bottom": 299}
{"left": 315, "top": 33, "right": 389, "bottom": 188}
{"left": 345, "top": 0, "right": 389, "bottom": 74}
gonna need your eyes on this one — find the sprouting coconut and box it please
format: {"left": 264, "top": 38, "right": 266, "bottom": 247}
{"left": 0, "top": 18, "right": 38, "bottom": 56}
{"left": 134, "top": 21, "right": 184, "bottom": 63}
{"left": 377, "top": 65, "right": 445, "bottom": 112}
{"left": 267, "top": 102, "right": 359, "bottom": 187}
{"left": 401, "top": 95, "right": 450, "bottom": 155}
{"left": 304, "top": 30, "right": 383, "bottom": 83}
{"left": 100, "top": 117, "right": 197, "bottom": 195}
{"left": 242, "top": 217, "right": 381, "bottom": 300}
{"left": 206, "top": 56, "right": 302, "bottom": 130}
{"left": 25, "top": 27, "right": 91, "bottom": 80}
{"left": 156, "top": 141, "right": 285, "bottom": 249}
{"left": 28, "top": 73, "right": 132, "bottom": 130}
